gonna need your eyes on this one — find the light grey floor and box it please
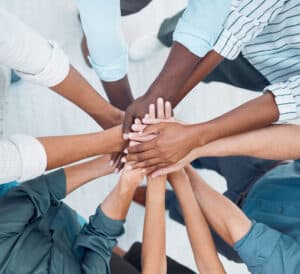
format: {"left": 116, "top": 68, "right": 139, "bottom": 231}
{"left": 1, "top": 0, "right": 255, "bottom": 272}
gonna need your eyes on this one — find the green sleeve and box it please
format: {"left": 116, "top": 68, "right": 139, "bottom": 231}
{"left": 0, "top": 169, "right": 66, "bottom": 234}
{"left": 74, "top": 207, "right": 125, "bottom": 274}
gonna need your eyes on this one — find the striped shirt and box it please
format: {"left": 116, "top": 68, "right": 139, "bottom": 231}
{"left": 214, "top": 0, "right": 300, "bottom": 123}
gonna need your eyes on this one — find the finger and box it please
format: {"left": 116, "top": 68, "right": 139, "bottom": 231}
{"left": 157, "top": 97, "right": 165, "bottom": 119}
{"left": 114, "top": 153, "right": 124, "bottom": 173}
{"left": 129, "top": 140, "right": 140, "bottom": 147}
{"left": 165, "top": 101, "right": 173, "bottom": 120}
{"left": 126, "top": 150, "right": 157, "bottom": 162}
{"left": 127, "top": 139, "right": 156, "bottom": 153}
{"left": 151, "top": 165, "right": 180, "bottom": 178}
{"left": 149, "top": 104, "right": 156, "bottom": 120}
{"left": 131, "top": 158, "right": 163, "bottom": 169}
{"left": 131, "top": 123, "right": 146, "bottom": 132}
{"left": 128, "top": 132, "right": 157, "bottom": 142}
{"left": 140, "top": 123, "right": 164, "bottom": 136}
{"left": 123, "top": 111, "right": 135, "bottom": 137}
{"left": 147, "top": 163, "right": 168, "bottom": 176}
{"left": 135, "top": 118, "right": 142, "bottom": 125}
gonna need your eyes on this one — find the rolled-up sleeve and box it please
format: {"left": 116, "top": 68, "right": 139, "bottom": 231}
{"left": 77, "top": 0, "right": 128, "bottom": 82}
{"left": 264, "top": 76, "right": 300, "bottom": 123}
{"left": 214, "top": 0, "right": 285, "bottom": 60}
{"left": 0, "top": 135, "right": 47, "bottom": 184}
{"left": 234, "top": 221, "right": 300, "bottom": 274}
{"left": 0, "top": 8, "right": 69, "bottom": 87}
{"left": 173, "top": 0, "right": 231, "bottom": 58}
{"left": 74, "top": 207, "right": 125, "bottom": 274}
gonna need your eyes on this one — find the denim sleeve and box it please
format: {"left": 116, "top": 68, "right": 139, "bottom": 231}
{"left": 234, "top": 221, "right": 300, "bottom": 274}
{"left": 76, "top": 0, "right": 128, "bottom": 82}
{"left": 0, "top": 169, "right": 66, "bottom": 234}
{"left": 74, "top": 207, "right": 125, "bottom": 274}
{"left": 173, "top": 0, "right": 231, "bottom": 57}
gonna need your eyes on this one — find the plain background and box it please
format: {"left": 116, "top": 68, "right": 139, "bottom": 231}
{"left": 0, "top": 0, "right": 257, "bottom": 272}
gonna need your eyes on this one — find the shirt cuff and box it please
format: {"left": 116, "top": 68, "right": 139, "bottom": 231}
{"left": 45, "top": 169, "right": 66, "bottom": 200}
{"left": 17, "top": 41, "right": 70, "bottom": 87}
{"left": 173, "top": 18, "right": 212, "bottom": 58}
{"left": 264, "top": 83, "right": 297, "bottom": 122}
{"left": 89, "top": 52, "right": 128, "bottom": 82}
{"left": 214, "top": 28, "right": 241, "bottom": 60}
{"left": 9, "top": 134, "right": 47, "bottom": 182}
{"left": 234, "top": 221, "right": 281, "bottom": 267}
{"left": 90, "top": 207, "right": 125, "bottom": 238}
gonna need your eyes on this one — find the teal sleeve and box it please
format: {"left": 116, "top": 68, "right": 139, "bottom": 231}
{"left": 76, "top": 0, "right": 128, "bottom": 82}
{"left": 173, "top": 0, "right": 231, "bottom": 57}
{"left": 74, "top": 207, "right": 125, "bottom": 274}
{"left": 234, "top": 221, "right": 300, "bottom": 273}
{"left": 0, "top": 169, "right": 66, "bottom": 234}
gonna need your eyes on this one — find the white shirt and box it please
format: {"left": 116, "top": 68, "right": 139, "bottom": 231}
{"left": 214, "top": 0, "right": 300, "bottom": 123}
{"left": 0, "top": 8, "right": 70, "bottom": 183}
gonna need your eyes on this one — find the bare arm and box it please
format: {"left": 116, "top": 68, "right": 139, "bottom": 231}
{"left": 38, "top": 125, "right": 124, "bottom": 170}
{"left": 168, "top": 170, "right": 226, "bottom": 274}
{"left": 192, "top": 124, "right": 300, "bottom": 160}
{"left": 142, "top": 176, "right": 167, "bottom": 274}
{"left": 101, "top": 166, "right": 144, "bottom": 221}
{"left": 186, "top": 166, "right": 252, "bottom": 246}
{"left": 64, "top": 155, "right": 114, "bottom": 194}
{"left": 51, "top": 66, "right": 123, "bottom": 129}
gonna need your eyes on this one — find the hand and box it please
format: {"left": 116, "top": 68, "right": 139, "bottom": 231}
{"left": 123, "top": 95, "right": 154, "bottom": 137}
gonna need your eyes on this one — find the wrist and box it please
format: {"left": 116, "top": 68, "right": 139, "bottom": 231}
{"left": 190, "top": 122, "right": 218, "bottom": 148}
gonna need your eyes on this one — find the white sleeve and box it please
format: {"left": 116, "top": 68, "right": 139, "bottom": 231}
{"left": 0, "top": 135, "right": 47, "bottom": 184}
{"left": 0, "top": 8, "right": 70, "bottom": 87}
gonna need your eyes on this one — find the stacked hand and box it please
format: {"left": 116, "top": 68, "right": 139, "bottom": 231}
{"left": 121, "top": 97, "right": 198, "bottom": 176}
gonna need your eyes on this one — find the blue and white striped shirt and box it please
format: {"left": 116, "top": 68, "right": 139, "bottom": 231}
{"left": 214, "top": 0, "right": 300, "bottom": 123}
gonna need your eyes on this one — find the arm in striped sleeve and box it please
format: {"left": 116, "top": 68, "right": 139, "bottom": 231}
{"left": 264, "top": 75, "right": 300, "bottom": 122}
{"left": 214, "top": 0, "right": 285, "bottom": 59}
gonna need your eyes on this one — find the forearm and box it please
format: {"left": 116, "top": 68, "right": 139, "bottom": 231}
{"left": 186, "top": 166, "right": 251, "bottom": 246}
{"left": 101, "top": 171, "right": 142, "bottom": 221}
{"left": 38, "top": 125, "right": 124, "bottom": 170}
{"left": 174, "top": 51, "right": 223, "bottom": 107}
{"left": 189, "top": 92, "right": 279, "bottom": 147}
{"left": 102, "top": 76, "right": 134, "bottom": 111}
{"left": 64, "top": 156, "right": 113, "bottom": 194}
{"left": 142, "top": 176, "right": 167, "bottom": 274}
{"left": 143, "top": 43, "right": 200, "bottom": 105}
{"left": 52, "top": 66, "right": 122, "bottom": 129}
{"left": 169, "top": 171, "right": 225, "bottom": 274}
{"left": 192, "top": 124, "right": 300, "bottom": 160}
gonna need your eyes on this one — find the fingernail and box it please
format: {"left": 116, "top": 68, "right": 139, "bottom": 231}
{"left": 109, "top": 160, "right": 114, "bottom": 167}
{"left": 128, "top": 133, "right": 135, "bottom": 139}
{"left": 124, "top": 148, "right": 128, "bottom": 154}
{"left": 142, "top": 169, "right": 146, "bottom": 174}
{"left": 138, "top": 131, "right": 143, "bottom": 136}
{"left": 123, "top": 133, "right": 129, "bottom": 140}
{"left": 121, "top": 157, "right": 126, "bottom": 163}
{"left": 114, "top": 168, "right": 119, "bottom": 173}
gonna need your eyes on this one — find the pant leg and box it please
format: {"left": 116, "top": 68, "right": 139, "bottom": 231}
{"left": 110, "top": 253, "right": 140, "bottom": 274}
{"left": 120, "top": 0, "right": 152, "bottom": 16}
{"left": 158, "top": 9, "right": 185, "bottom": 47}
{"left": 192, "top": 156, "right": 280, "bottom": 204}
{"left": 124, "top": 242, "right": 196, "bottom": 274}
{"left": 204, "top": 53, "right": 270, "bottom": 91}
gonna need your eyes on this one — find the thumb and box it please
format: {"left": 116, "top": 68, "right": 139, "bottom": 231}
{"left": 123, "top": 111, "right": 135, "bottom": 138}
